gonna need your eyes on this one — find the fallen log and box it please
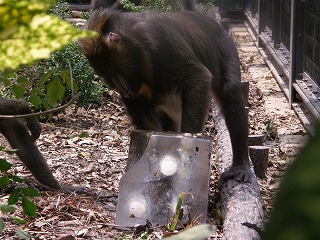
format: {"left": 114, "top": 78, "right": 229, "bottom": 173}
{"left": 212, "top": 103, "right": 264, "bottom": 240}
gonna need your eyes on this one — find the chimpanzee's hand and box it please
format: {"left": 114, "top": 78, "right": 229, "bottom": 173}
{"left": 26, "top": 117, "right": 42, "bottom": 141}
{"left": 218, "top": 165, "right": 256, "bottom": 188}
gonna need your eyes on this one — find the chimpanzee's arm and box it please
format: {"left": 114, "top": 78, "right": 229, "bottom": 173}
{"left": 0, "top": 97, "right": 41, "bottom": 140}
{"left": 123, "top": 97, "right": 162, "bottom": 131}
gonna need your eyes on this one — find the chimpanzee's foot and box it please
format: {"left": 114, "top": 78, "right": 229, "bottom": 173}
{"left": 218, "top": 165, "right": 255, "bottom": 188}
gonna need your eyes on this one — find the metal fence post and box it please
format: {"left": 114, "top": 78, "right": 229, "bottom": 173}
{"left": 258, "top": 0, "right": 267, "bottom": 47}
{"left": 289, "top": 0, "right": 305, "bottom": 106}
{"left": 272, "top": 0, "right": 281, "bottom": 48}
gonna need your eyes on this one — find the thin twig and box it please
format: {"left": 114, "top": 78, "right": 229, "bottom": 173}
{"left": 0, "top": 92, "right": 81, "bottom": 119}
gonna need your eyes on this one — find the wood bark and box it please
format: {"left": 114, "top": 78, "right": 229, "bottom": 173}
{"left": 212, "top": 103, "right": 264, "bottom": 240}
{"left": 248, "top": 134, "right": 265, "bottom": 146}
{"left": 249, "top": 146, "right": 269, "bottom": 179}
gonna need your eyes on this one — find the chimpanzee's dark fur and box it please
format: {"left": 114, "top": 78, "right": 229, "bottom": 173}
{"left": 79, "top": 3, "right": 254, "bottom": 184}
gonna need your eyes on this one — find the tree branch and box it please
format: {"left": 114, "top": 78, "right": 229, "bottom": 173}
{"left": 0, "top": 92, "right": 81, "bottom": 119}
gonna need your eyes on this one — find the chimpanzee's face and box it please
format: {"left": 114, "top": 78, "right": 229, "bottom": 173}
{"left": 88, "top": 55, "right": 142, "bottom": 99}
{"left": 106, "top": 72, "right": 142, "bottom": 98}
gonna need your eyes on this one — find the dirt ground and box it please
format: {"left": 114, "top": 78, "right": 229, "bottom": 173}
{"left": 0, "top": 23, "right": 307, "bottom": 239}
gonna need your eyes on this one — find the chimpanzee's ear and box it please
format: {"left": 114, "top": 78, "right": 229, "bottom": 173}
{"left": 107, "top": 32, "right": 122, "bottom": 44}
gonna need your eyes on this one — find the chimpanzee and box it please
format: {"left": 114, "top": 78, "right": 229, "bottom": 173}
{"left": 91, "top": 0, "right": 141, "bottom": 10}
{"left": 79, "top": 0, "right": 254, "bottom": 185}
{"left": 0, "top": 97, "right": 84, "bottom": 193}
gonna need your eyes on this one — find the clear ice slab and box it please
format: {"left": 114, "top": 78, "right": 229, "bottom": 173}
{"left": 116, "top": 130, "right": 212, "bottom": 227}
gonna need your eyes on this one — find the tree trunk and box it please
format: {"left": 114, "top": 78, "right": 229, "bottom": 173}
{"left": 212, "top": 103, "right": 264, "bottom": 240}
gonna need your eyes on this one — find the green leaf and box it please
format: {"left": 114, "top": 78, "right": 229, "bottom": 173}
{"left": 17, "top": 76, "right": 31, "bottom": 86}
{"left": 0, "top": 176, "right": 10, "bottom": 188}
{"left": 10, "top": 175, "right": 26, "bottom": 183}
{"left": 0, "top": 76, "right": 11, "bottom": 86}
{"left": 79, "top": 131, "right": 90, "bottom": 138}
{"left": 19, "top": 188, "right": 40, "bottom": 198}
{"left": 164, "top": 224, "right": 216, "bottom": 240}
{"left": 72, "top": 82, "right": 79, "bottom": 93}
{"left": 61, "top": 69, "right": 71, "bottom": 82}
{"left": 2, "top": 68, "right": 15, "bottom": 78}
{"left": 168, "top": 192, "right": 192, "bottom": 231}
{"left": 0, "top": 0, "right": 55, "bottom": 38}
{"left": 21, "top": 196, "right": 37, "bottom": 216}
{"left": 0, "top": 159, "right": 12, "bottom": 172}
{"left": 38, "top": 70, "right": 55, "bottom": 88}
{"left": 46, "top": 77, "right": 65, "bottom": 107}
{"left": 29, "top": 94, "right": 42, "bottom": 109}
{"left": 41, "top": 99, "right": 50, "bottom": 110}
{"left": 120, "top": 0, "right": 144, "bottom": 12}
{"left": 0, "top": 204, "right": 18, "bottom": 213}
{"left": 31, "top": 87, "right": 46, "bottom": 96}
{"left": 3, "top": 149, "right": 19, "bottom": 155}
{"left": 0, "top": 146, "right": 6, "bottom": 151}
{"left": 16, "top": 227, "right": 32, "bottom": 239}
{"left": 0, "top": 218, "right": 5, "bottom": 233}
{"left": 61, "top": 69, "right": 79, "bottom": 93}
{"left": 10, "top": 216, "right": 26, "bottom": 224}
{"left": 8, "top": 189, "right": 20, "bottom": 205}
{"left": 69, "top": 133, "right": 78, "bottom": 139}
{"left": 11, "top": 85, "right": 25, "bottom": 99}
{"left": 0, "top": 13, "right": 96, "bottom": 70}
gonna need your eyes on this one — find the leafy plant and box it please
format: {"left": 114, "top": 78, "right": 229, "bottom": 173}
{"left": 45, "top": 40, "right": 104, "bottom": 108}
{"left": 264, "top": 119, "right": 278, "bottom": 140}
{"left": 0, "top": 0, "right": 104, "bottom": 110}
{"left": 121, "top": 0, "right": 144, "bottom": 12}
{"left": 47, "top": 0, "right": 70, "bottom": 19}
{"left": 0, "top": 63, "right": 79, "bottom": 111}
{"left": 168, "top": 192, "right": 191, "bottom": 231}
{"left": 143, "top": 0, "right": 180, "bottom": 12}
{"left": 0, "top": 148, "right": 40, "bottom": 238}
{"left": 0, "top": 0, "right": 95, "bottom": 70}
{"left": 116, "top": 231, "right": 149, "bottom": 240}
{"left": 164, "top": 224, "right": 215, "bottom": 240}
{"left": 167, "top": 192, "right": 204, "bottom": 232}
{"left": 81, "top": 9, "right": 93, "bottom": 20}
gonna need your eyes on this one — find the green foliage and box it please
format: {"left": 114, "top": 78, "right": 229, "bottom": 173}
{"left": 262, "top": 123, "right": 320, "bottom": 240}
{"left": 16, "top": 228, "right": 32, "bottom": 239}
{"left": 0, "top": 0, "right": 95, "bottom": 70}
{"left": 168, "top": 192, "right": 191, "bottom": 231}
{"left": 143, "top": 0, "right": 216, "bottom": 12}
{"left": 47, "top": 0, "right": 70, "bottom": 19}
{"left": 0, "top": 159, "right": 13, "bottom": 172}
{"left": 121, "top": 0, "right": 144, "bottom": 12}
{"left": 0, "top": 148, "right": 40, "bottom": 237}
{"left": 198, "top": 0, "right": 216, "bottom": 5}
{"left": 79, "top": 131, "right": 90, "bottom": 138}
{"left": 164, "top": 224, "right": 215, "bottom": 240}
{"left": 143, "top": 0, "right": 180, "bottom": 12}
{"left": 0, "top": 0, "right": 104, "bottom": 110}
{"left": 0, "top": 218, "right": 5, "bottom": 232}
{"left": 0, "top": 63, "right": 79, "bottom": 111}
{"left": 116, "top": 232, "right": 149, "bottom": 240}
{"left": 46, "top": 40, "right": 104, "bottom": 108}
{"left": 264, "top": 119, "right": 278, "bottom": 140}
{"left": 69, "top": 130, "right": 90, "bottom": 139}
{"left": 81, "top": 10, "right": 93, "bottom": 20}
{"left": 67, "top": 0, "right": 90, "bottom": 3}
